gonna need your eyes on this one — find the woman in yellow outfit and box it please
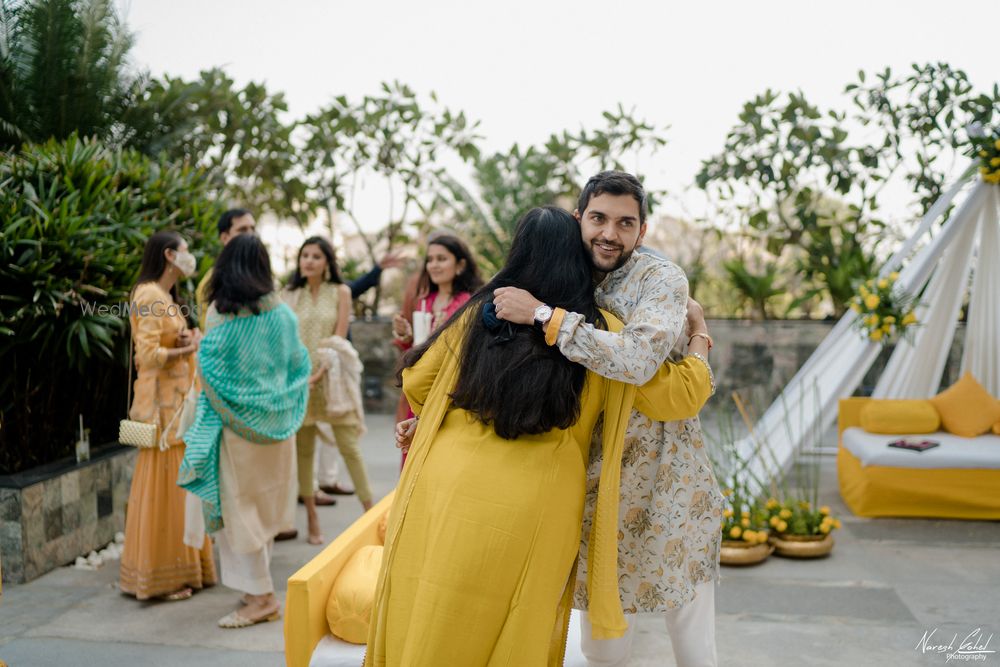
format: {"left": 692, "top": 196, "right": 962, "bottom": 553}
{"left": 284, "top": 237, "right": 374, "bottom": 544}
{"left": 365, "top": 208, "right": 713, "bottom": 666}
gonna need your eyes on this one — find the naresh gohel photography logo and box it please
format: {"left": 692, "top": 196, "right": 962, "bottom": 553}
{"left": 915, "top": 627, "right": 995, "bottom": 663}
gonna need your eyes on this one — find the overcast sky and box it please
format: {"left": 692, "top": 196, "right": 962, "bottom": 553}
{"left": 120, "top": 0, "right": 999, "bottom": 236}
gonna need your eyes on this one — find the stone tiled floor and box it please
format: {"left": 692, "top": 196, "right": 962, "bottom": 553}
{"left": 1, "top": 414, "right": 998, "bottom": 666}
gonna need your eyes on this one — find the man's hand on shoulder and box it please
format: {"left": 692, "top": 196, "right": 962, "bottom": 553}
{"left": 493, "top": 286, "right": 543, "bottom": 325}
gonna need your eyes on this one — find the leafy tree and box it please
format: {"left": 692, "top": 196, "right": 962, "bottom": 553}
{"left": 722, "top": 258, "right": 783, "bottom": 320}
{"left": 297, "top": 82, "right": 481, "bottom": 310}
{"left": 697, "top": 90, "right": 886, "bottom": 316}
{"left": 699, "top": 64, "right": 999, "bottom": 317}
{"left": 846, "top": 62, "right": 1000, "bottom": 214}
{"left": 442, "top": 106, "right": 668, "bottom": 272}
{"left": 123, "top": 68, "right": 306, "bottom": 221}
{"left": 0, "top": 0, "right": 135, "bottom": 148}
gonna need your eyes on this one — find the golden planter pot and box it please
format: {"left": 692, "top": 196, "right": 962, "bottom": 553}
{"left": 770, "top": 532, "right": 834, "bottom": 558}
{"left": 720, "top": 539, "right": 773, "bottom": 566}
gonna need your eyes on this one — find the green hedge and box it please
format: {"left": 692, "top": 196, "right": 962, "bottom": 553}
{"left": 0, "top": 135, "right": 223, "bottom": 474}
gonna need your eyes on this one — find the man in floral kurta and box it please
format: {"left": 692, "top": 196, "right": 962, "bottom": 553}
{"left": 493, "top": 171, "right": 723, "bottom": 667}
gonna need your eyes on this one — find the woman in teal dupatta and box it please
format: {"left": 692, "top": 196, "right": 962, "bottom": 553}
{"left": 179, "top": 234, "right": 310, "bottom": 629}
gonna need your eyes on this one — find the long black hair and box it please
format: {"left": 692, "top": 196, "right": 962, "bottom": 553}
{"left": 208, "top": 234, "right": 274, "bottom": 315}
{"left": 416, "top": 234, "right": 484, "bottom": 297}
{"left": 402, "top": 207, "right": 604, "bottom": 439}
{"left": 286, "top": 236, "right": 343, "bottom": 289}
{"left": 134, "top": 230, "right": 184, "bottom": 304}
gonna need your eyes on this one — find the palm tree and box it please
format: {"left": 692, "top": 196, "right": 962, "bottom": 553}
{"left": 0, "top": 0, "right": 135, "bottom": 149}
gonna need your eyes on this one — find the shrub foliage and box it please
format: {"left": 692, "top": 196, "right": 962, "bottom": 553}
{"left": 0, "top": 135, "right": 222, "bottom": 473}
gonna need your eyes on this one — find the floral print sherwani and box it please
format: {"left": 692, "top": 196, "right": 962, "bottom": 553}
{"left": 556, "top": 251, "right": 724, "bottom": 613}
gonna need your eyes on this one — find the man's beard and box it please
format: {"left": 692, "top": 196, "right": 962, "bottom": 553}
{"left": 586, "top": 239, "right": 636, "bottom": 273}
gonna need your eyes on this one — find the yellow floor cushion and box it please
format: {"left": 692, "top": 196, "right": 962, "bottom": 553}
{"left": 929, "top": 372, "right": 1000, "bottom": 437}
{"left": 860, "top": 399, "right": 940, "bottom": 434}
{"left": 326, "top": 544, "right": 384, "bottom": 644}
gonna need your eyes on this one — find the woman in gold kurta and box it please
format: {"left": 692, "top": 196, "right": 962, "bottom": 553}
{"left": 365, "top": 208, "right": 713, "bottom": 666}
{"left": 284, "top": 236, "right": 375, "bottom": 544}
{"left": 119, "top": 231, "right": 217, "bottom": 601}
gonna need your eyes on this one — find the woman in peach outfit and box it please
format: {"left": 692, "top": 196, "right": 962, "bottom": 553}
{"left": 119, "top": 231, "right": 217, "bottom": 601}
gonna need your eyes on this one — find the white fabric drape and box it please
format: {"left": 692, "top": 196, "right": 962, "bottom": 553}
{"left": 872, "top": 206, "right": 980, "bottom": 398}
{"left": 732, "top": 178, "right": 993, "bottom": 495}
{"left": 879, "top": 177, "right": 970, "bottom": 278}
{"left": 891, "top": 183, "right": 990, "bottom": 296}
{"left": 961, "top": 185, "right": 1000, "bottom": 395}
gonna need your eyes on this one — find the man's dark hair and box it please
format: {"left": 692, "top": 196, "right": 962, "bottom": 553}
{"left": 208, "top": 234, "right": 274, "bottom": 315}
{"left": 576, "top": 171, "right": 648, "bottom": 224}
{"left": 401, "top": 206, "right": 605, "bottom": 439}
{"left": 217, "top": 208, "right": 252, "bottom": 237}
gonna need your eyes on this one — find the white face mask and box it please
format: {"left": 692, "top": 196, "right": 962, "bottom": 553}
{"left": 171, "top": 250, "right": 197, "bottom": 277}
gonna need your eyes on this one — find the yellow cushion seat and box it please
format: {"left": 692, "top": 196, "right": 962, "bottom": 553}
{"left": 928, "top": 372, "right": 1000, "bottom": 438}
{"left": 326, "top": 544, "right": 383, "bottom": 644}
{"left": 838, "top": 398, "right": 1000, "bottom": 520}
{"left": 859, "top": 399, "right": 940, "bottom": 434}
{"left": 284, "top": 492, "right": 394, "bottom": 667}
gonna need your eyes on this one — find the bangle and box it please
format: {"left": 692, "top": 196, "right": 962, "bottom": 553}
{"left": 544, "top": 308, "right": 566, "bottom": 346}
{"left": 688, "top": 332, "right": 713, "bottom": 351}
{"left": 687, "top": 351, "right": 716, "bottom": 396}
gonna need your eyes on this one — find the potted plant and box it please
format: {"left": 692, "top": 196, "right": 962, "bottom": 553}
{"left": 719, "top": 483, "right": 773, "bottom": 565}
{"left": 709, "top": 413, "right": 774, "bottom": 566}
{"left": 764, "top": 498, "right": 841, "bottom": 558}
{"left": 717, "top": 389, "right": 843, "bottom": 562}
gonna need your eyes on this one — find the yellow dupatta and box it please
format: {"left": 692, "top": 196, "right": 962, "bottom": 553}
{"left": 364, "top": 312, "right": 635, "bottom": 666}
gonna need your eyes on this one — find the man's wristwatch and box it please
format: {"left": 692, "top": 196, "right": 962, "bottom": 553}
{"left": 533, "top": 304, "right": 554, "bottom": 329}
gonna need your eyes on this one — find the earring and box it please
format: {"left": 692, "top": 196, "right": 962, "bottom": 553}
{"left": 324, "top": 267, "right": 331, "bottom": 281}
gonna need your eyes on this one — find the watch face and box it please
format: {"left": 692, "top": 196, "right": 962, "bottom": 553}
{"left": 534, "top": 305, "right": 553, "bottom": 322}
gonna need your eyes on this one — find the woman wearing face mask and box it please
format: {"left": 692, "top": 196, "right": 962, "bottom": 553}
{"left": 119, "top": 231, "right": 217, "bottom": 602}
{"left": 284, "top": 237, "right": 375, "bottom": 544}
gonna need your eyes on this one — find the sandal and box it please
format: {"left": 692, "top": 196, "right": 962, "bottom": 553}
{"left": 320, "top": 483, "right": 355, "bottom": 496}
{"left": 307, "top": 533, "right": 325, "bottom": 546}
{"left": 158, "top": 587, "right": 193, "bottom": 602}
{"left": 217, "top": 609, "right": 280, "bottom": 629}
{"left": 298, "top": 491, "right": 337, "bottom": 506}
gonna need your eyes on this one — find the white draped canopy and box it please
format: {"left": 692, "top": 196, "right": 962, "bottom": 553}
{"left": 736, "top": 177, "right": 1000, "bottom": 493}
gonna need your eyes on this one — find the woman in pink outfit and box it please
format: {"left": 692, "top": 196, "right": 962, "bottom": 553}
{"left": 392, "top": 235, "right": 483, "bottom": 465}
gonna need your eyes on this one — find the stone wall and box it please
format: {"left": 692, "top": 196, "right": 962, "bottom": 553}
{"left": 0, "top": 444, "right": 134, "bottom": 584}
{"left": 351, "top": 317, "right": 402, "bottom": 415}
{"left": 350, "top": 316, "right": 969, "bottom": 416}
